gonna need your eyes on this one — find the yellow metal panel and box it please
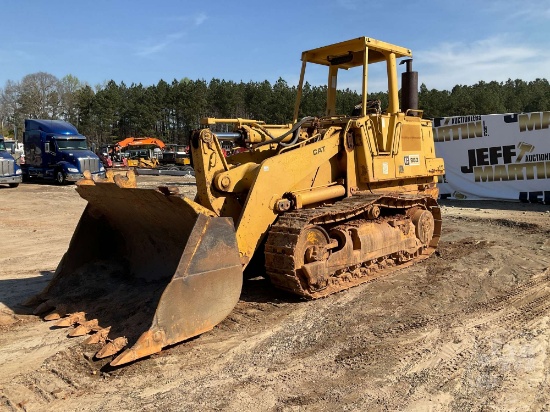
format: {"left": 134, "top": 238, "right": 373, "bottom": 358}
{"left": 426, "top": 158, "right": 445, "bottom": 175}
{"left": 302, "top": 37, "right": 412, "bottom": 67}
{"left": 355, "top": 123, "right": 374, "bottom": 183}
{"left": 401, "top": 122, "right": 422, "bottom": 152}
{"left": 372, "top": 157, "right": 396, "bottom": 180}
{"left": 235, "top": 133, "right": 341, "bottom": 263}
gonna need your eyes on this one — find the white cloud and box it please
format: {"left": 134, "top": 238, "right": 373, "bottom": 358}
{"left": 415, "top": 36, "right": 550, "bottom": 90}
{"left": 135, "top": 31, "right": 186, "bottom": 58}
{"left": 471, "top": 0, "right": 550, "bottom": 19}
{"left": 135, "top": 13, "right": 206, "bottom": 58}
{"left": 167, "top": 32, "right": 185, "bottom": 41}
{"left": 493, "top": 0, "right": 550, "bottom": 21}
{"left": 194, "top": 13, "right": 207, "bottom": 26}
{"left": 166, "top": 12, "right": 208, "bottom": 26}
{"left": 136, "top": 41, "right": 170, "bottom": 57}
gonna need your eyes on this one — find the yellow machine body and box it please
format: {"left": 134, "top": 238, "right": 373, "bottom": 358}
{"left": 30, "top": 37, "right": 444, "bottom": 366}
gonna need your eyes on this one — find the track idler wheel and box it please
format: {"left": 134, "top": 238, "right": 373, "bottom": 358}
{"left": 410, "top": 209, "right": 435, "bottom": 246}
{"left": 296, "top": 226, "right": 334, "bottom": 290}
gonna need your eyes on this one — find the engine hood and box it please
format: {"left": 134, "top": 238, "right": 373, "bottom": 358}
{"left": 0, "top": 150, "right": 15, "bottom": 160}
{"left": 61, "top": 150, "right": 98, "bottom": 161}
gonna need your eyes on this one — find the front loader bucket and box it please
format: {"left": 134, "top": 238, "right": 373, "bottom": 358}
{"left": 30, "top": 173, "right": 243, "bottom": 366}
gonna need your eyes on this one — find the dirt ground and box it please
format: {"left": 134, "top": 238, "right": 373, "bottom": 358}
{"left": 1, "top": 177, "right": 550, "bottom": 411}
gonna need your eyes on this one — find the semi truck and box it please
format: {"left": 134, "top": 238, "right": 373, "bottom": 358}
{"left": 0, "top": 135, "right": 23, "bottom": 188}
{"left": 22, "top": 119, "right": 105, "bottom": 184}
{"left": 3, "top": 138, "right": 25, "bottom": 165}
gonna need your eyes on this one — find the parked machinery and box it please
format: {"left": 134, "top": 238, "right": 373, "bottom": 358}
{"left": 0, "top": 135, "right": 22, "bottom": 188}
{"left": 113, "top": 137, "right": 165, "bottom": 169}
{"left": 158, "top": 144, "right": 193, "bottom": 172}
{"left": 29, "top": 37, "right": 444, "bottom": 366}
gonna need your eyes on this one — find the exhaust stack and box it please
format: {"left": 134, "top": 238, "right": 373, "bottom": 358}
{"left": 400, "top": 59, "right": 419, "bottom": 115}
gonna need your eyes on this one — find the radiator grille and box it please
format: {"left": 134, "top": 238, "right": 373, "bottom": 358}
{"left": 0, "top": 159, "right": 15, "bottom": 176}
{"left": 77, "top": 157, "right": 100, "bottom": 173}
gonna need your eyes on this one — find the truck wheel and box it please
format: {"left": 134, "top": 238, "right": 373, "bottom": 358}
{"left": 56, "top": 170, "right": 67, "bottom": 185}
{"left": 9, "top": 183, "right": 19, "bottom": 188}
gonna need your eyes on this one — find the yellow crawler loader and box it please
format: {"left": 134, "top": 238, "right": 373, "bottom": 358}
{"left": 28, "top": 37, "right": 444, "bottom": 366}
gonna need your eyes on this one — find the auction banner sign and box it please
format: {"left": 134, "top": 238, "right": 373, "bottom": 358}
{"left": 433, "top": 112, "right": 550, "bottom": 203}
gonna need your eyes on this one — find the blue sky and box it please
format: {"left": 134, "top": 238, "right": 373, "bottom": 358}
{"left": 2, "top": 0, "right": 549, "bottom": 92}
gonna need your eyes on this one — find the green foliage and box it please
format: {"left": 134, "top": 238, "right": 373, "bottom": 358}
{"left": 1, "top": 72, "right": 550, "bottom": 147}
{"left": 418, "top": 78, "right": 550, "bottom": 118}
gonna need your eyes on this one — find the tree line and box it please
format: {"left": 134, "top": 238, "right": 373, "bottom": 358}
{"left": 1, "top": 72, "right": 549, "bottom": 147}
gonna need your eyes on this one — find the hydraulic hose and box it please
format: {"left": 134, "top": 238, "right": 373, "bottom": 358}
{"left": 253, "top": 116, "right": 316, "bottom": 148}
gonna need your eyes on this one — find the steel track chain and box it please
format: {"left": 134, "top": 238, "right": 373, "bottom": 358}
{"left": 264, "top": 193, "right": 441, "bottom": 299}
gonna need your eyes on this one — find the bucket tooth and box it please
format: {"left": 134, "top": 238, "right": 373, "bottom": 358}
{"left": 97, "top": 168, "right": 134, "bottom": 184}
{"left": 30, "top": 182, "right": 242, "bottom": 367}
{"left": 83, "top": 327, "right": 111, "bottom": 345}
{"left": 69, "top": 319, "right": 99, "bottom": 337}
{"left": 77, "top": 170, "right": 96, "bottom": 185}
{"left": 158, "top": 186, "right": 180, "bottom": 196}
{"left": 54, "top": 312, "right": 86, "bottom": 328}
{"left": 110, "top": 329, "right": 165, "bottom": 366}
{"left": 44, "top": 304, "right": 68, "bottom": 321}
{"left": 113, "top": 170, "right": 137, "bottom": 188}
{"left": 96, "top": 337, "right": 128, "bottom": 359}
{"left": 33, "top": 300, "right": 56, "bottom": 315}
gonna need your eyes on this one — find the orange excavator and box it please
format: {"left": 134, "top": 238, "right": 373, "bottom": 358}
{"left": 114, "top": 137, "right": 166, "bottom": 151}
{"left": 115, "top": 137, "right": 166, "bottom": 168}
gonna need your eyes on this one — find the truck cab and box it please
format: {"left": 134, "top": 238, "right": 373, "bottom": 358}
{"left": 22, "top": 119, "right": 105, "bottom": 184}
{"left": 0, "top": 135, "right": 23, "bottom": 188}
{"left": 3, "top": 138, "right": 25, "bottom": 165}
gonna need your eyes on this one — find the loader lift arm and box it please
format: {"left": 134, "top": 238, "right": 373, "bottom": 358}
{"left": 190, "top": 125, "right": 344, "bottom": 265}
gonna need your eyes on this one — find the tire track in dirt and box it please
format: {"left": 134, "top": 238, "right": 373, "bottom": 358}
{"left": 2, "top": 190, "right": 550, "bottom": 411}
{"left": 328, "top": 212, "right": 550, "bottom": 410}
{"left": 383, "top": 270, "right": 550, "bottom": 410}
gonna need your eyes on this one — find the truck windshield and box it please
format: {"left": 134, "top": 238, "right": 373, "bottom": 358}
{"left": 55, "top": 139, "right": 88, "bottom": 150}
{"left": 0, "top": 140, "right": 5, "bottom": 151}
